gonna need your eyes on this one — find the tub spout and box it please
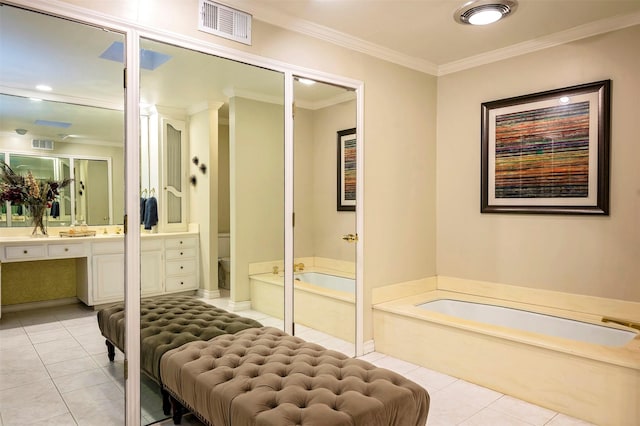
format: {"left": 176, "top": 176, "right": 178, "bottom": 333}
{"left": 294, "top": 263, "right": 305, "bottom": 272}
{"left": 602, "top": 316, "right": 640, "bottom": 331}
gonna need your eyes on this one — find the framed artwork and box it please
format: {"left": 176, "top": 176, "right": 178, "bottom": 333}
{"left": 481, "top": 80, "right": 611, "bottom": 215}
{"left": 337, "top": 128, "right": 356, "bottom": 211}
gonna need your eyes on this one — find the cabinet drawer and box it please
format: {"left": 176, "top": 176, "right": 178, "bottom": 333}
{"left": 5, "top": 244, "right": 46, "bottom": 260}
{"left": 166, "top": 259, "right": 197, "bottom": 276}
{"left": 92, "top": 241, "right": 124, "bottom": 255}
{"left": 164, "top": 237, "right": 197, "bottom": 250}
{"left": 165, "top": 275, "right": 197, "bottom": 292}
{"left": 48, "top": 243, "right": 86, "bottom": 257}
{"left": 165, "top": 248, "right": 196, "bottom": 260}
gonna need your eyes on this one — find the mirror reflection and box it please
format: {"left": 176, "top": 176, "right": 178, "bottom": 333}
{"left": 0, "top": 93, "right": 124, "bottom": 227}
{"left": 138, "top": 37, "right": 286, "bottom": 424}
{"left": 293, "top": 77, "right": 357, "bottom": 354}
{"left": 0, "top": 5, "right": 127, "bottom": 426}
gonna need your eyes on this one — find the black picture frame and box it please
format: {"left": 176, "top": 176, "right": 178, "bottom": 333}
{"left": 337, "top": 128, "right": 356, "bottom": 211}
{"left": 481, "top": 80, "right": 611, "bottom": 215}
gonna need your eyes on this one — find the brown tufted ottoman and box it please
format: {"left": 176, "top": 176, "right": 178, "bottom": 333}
{"left": 97, "top": 295, "right": 263, "bottom": 383}
{"left": 160, "top": 327, "right": 430, "bottom": 426}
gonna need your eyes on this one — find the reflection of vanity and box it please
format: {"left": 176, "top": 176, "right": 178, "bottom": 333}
{"left": 0, "top": 232, "right": 199, "bottom": 316}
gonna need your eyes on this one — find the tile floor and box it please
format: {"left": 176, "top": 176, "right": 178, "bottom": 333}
{"left": 0, "top": 297, "right": 595, "bottom": 426}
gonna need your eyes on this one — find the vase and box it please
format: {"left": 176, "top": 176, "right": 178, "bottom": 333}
{"left": 29, "top": 203, "right": 48, "bottom": 237}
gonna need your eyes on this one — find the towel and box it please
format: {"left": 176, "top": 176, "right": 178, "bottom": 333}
{"left": 50, "top": 201, "right": 60, "bottom": 218}
{"left": 140, "top": 197, "right": 146, "bottom": 224}
{"left": 143, "top": 196, "right": 158, "bottom": 230}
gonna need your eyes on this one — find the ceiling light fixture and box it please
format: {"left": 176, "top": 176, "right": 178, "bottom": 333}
{"left": 296, "top": 77, "right": 316, "bottom": 86}
{"left": 35, "top": 84, "right": 52, "bottom": 91}
{"left": 15, "top": 128, "right": 28, "bottom": 135}
{"left": 454, "top": 0, "right": 518, "bottom": 26}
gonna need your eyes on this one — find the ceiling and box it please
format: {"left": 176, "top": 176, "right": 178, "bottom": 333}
{"left": 226, "top": 0, "right": 640, "bottom": 74}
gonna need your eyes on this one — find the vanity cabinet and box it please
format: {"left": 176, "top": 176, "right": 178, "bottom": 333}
{"left": 141, "top": 239, "right": 163, "bottom": 296}
{"left": 164, "top": 236, "right": 198, "bottom": 292}
{"left": 0, "top": 232, "right": 199, "bottom": 314}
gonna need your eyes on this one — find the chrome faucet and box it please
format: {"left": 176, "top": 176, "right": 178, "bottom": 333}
{"left": 294, "top": 262, "right": 305, "bottom": 272}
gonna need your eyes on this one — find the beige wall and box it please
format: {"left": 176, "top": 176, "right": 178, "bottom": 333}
{"left": 230, "top": 96, "right": 285, "bottom": 302}
{"left": 218, "top": 124, "right": 230, "bottom": 234}
{"left": 189, "top": 105, "right": 221, "bottom": 291}
{"left": 294, "top": 100, "right": 357, "bottom": 262}
{"left": 436, "top": 25, "right": 640, "bottom": 302}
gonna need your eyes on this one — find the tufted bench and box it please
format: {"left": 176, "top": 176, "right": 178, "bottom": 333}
{"left": 160, "top": 327, "right": 430, "bottom": 426}
{"left": 97, "top": 295, "right": 263, "bottom": 384}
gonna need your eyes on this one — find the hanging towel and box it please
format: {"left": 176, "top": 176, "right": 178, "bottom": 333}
{"left": 50, "top": 201, "right": 60, "bottom": 218}
{"left": 140, "top": 197, "right": 147, "bottom": 224}
{"left": 143, "top": 196, "right": 158, "bottom": 230}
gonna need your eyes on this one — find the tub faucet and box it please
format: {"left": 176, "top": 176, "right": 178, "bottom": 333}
{"left": 294, "top": 262, "right": 305, "bottom": 272}
{"left": 602, "top": 316, "right": 640, "bottom": 331}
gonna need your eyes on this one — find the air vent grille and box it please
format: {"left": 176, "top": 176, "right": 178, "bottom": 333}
{"left": 198, "top": 0, "right": 252, "bottom": 45}
{"left": 32, "top": 139, "right": 54, "bottom": 150}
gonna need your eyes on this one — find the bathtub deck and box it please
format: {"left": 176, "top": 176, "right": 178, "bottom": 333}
{"left": 373, "top": 290, "right": 640, "bottom": 426}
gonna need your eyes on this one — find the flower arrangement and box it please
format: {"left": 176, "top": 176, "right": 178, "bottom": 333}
{"left": 0, "top": 161, "right": 72, "bottom": 235}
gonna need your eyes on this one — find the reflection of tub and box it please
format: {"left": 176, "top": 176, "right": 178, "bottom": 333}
{"left": 250, "top": 271, "right": 355, "bottom": 342}
{"left": 374, "top": 291, "right": 640, "bottom": 426}
{"left": 295, "top": 272, "right": 354, "bottom": 293}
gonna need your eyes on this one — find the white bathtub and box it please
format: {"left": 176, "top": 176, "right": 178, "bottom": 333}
{"left": 295, "top": 272, "right": 354, "bottom": 293}
{"left": 417, "top": 299, "right": 636, "bottom": 346}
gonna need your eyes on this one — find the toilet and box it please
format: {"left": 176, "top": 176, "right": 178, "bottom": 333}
{"left": 217, "top": 233, "right": 231, "bottom": 290}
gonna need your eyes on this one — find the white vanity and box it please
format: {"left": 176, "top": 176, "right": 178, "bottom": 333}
{"left": 0, "top": 232, "right": 199, "bottom": 316}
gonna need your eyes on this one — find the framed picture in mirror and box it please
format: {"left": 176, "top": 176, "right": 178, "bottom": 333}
{"left": 337, "top": 128, "right": 356, "bottom": 211}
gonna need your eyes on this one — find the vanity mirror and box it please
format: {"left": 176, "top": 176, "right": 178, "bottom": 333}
{"left": 0, "top": 94, "right": 123, "bottom": 227}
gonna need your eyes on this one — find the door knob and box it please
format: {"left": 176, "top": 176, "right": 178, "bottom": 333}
{"left": 341, "top": 233, "right": 358, "bottom": 242}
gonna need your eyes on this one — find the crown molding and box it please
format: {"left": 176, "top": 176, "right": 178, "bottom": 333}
{"left": 295, "top": 91, "right": 356, "bottom": 111}
{"left": 438, "top": 9, "right": 640, "bottom": 76}
{"left": 228, "top": 1, "right": 439, "bottom": 75}
{"left": 236, "top": 1, "right": 640, "bottom": 77}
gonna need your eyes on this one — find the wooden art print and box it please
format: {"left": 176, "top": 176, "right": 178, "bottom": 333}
{"left": 481, "top": 80, "right": 610, "bottom": 215}
{"left": 337, "top": 128, "right": 356, "bottom": 211}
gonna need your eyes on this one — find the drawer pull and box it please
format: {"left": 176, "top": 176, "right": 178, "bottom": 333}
{"left": 180, "top": 281, "right": 184, "bottom": 285}
{"left": 180, "top": 241, "right": 183, "bottom": 244}
{"left": 23, "top": 250, "right": 28, "bottom": 254}
{"left": 64, "top": 248, "right": 69, "bottom": 252}
{"left": 180, "top": 266, "right": 184, "bottom": 270}
{"left": 180, "top": 252, "right": 183, "bottom": 255}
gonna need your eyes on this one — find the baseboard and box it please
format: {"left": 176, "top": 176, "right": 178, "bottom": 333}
{"left": 227, "top": 300, "right": 252, "bottom": 312}
{"left": 197, "top": 288, "right": 221, "bottom": 299}
{"left": 2, "top": 297, "right": 80, "bottom": 313}
{"left": 362, "top": 339, "right": 375, "bottom": 355}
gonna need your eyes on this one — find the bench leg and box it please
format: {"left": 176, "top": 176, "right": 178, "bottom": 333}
{"left": 170, "top": 395, "right": 185, "bottom": 425}
{"left": 161, "top": 388, "right": 171, "bottom": 416}
{"left": 105, "top": 340, "right": 115, "bottom": 362}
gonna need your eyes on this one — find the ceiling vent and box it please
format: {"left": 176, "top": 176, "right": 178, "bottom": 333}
{"left": 198, "top": 0, "right": 252, "bottom": 45}
{"left": 32, "top": 139, "right": 54, "bottom": 150}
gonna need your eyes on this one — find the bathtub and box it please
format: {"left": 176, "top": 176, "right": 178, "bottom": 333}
{"left": 417, "top": 299, "right": 636, "bottom": 346}
{"left": 250, "top": 269, "right": 356, "bottom": 342}
{"left": 373, "top": 289, "right": 640, "bottom": 426}
{"left": 295, "top": 272, "right": 355, "bottom": 293}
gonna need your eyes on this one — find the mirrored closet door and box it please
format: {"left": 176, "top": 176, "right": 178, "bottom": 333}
{"left": 0, "top": 4, "right": 126, "bottom": 425}
{"left": 292, "top": 77, "right": 358, "bottom": 353}
{"left": 137, "top": 37, "right": 286, "bottom": 424}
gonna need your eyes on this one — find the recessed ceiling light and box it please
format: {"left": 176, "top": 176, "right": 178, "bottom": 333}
{"left": 454, "top": 0, "right": 518, "bottom": 26}
{"left": 296, "top": 77, "right": 316, "bottom": 86}
{"left": 559, "top": 96, "right": 570, "bottom": 104}
{"left": 36, "top": 84, "right": 52, "bottom": 91}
